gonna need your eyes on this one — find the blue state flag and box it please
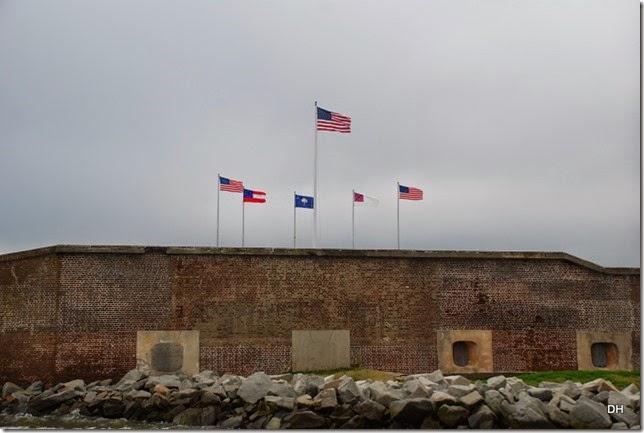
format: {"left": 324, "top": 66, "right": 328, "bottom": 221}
{"left": 295, "top": 194, "right": 314, "bottom": 209}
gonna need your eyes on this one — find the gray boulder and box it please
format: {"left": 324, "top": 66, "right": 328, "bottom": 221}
{"left": 506, "top": 377, "right": 526, "bottom": 392}
{"left": 201, "top": 383, "right": 227, "bottom": 399}
{"left": 528, "top": 387, "right": 553, "bottom": 402}
{"left": 594, "top": 390, "right": 610, "bottom": 404}
{"left": 502, "top": 397, "right": 555, "bottom": 429}
{"left": 487, "top": 375, "right": 507, "bottom": 390}
{"left": 611, "top": 421, "right": 629, "bottom": 429}
{"left": 558, "top": 394, "right": 577, "bottom": 413}
{"left": 265, "top": 416, "right": 281, "bottom": 429}
{"left": 448, "top": 384, "right": 475, "bottom": 398}
{"left": 282, "top": 410, "right": 326, "bottom": 429}
{"left": 445, "top": 375, "right": 471, "bottom": 386}
{"left": 295, "top": 394, "right": 315, "bottom": 409}
{"left": 268, "top": 382, "right": 298, "bottom": 398}
{"left": 146, "top": 375, "right": 182, "bottom": 389}
{"left": 556, "top": 381, "right": 582, "bottom": 400}
{"left": 438, "top": 404, "right": 469, "bottom": 427}
{"left": 264, "top": 395, "right": 296, "bottom": 411}
{"left": 430, "top": 390, "right": 458, "bottom": 408}
{"left": 313, "top": 387, "right": 338, "bottom": 411}
{"left": 336, "top": 376, "right": 362, "bottom": 404}
{"left": 200, "top": 390, "right": 220, "bottom": 405}
{"left": 219, "top": 414, "right": 244, "bottom": 429}
{"left": 2, "top": 382, "right": 24, "bottom": 399}
{"left": 484, "top": 390, "right": 510, "bottom": 426}
{"left": 621, "top": 383, "right": 639, "bottom": 395}
{"left": 192, "top": 370, "right": 217, "bottom": 385}
{"left": 468, "top": 404, "right": 497, "bottom": 429}
{"left": 547, "top": 398, "right": 571, "bottom": 428}
{"left": 340, "top": 414, "right": 364, "bottom": 428}
{"left": 62, "top": 379, "right": 86, "bottom": 391}
{"left": 388, "top": 398, "right": 435, "bottom": 427}
{"left": 459, "top": 390, "right": 484, "bottom": 409}
{"left": 24, "top": 381, "right": 44, "bottom": 395}
{"left": 608, "top": 391, "right": 633, "bottom": 409}
{"left": 237, "top": 372, "right": 273, "bottom": 404}
{"left": 426, "top": 369, "right": 445, "bottom": 383}
{"left": 403, "top": 378, "right": 431, "bottom": 399}
{"left": 353, "top": 399, "right": 386, "bottom": 421}
{"left": 264, "top": 395, "right": 295, "bottom": 411}
{"left": 29, "top": 389, "right": 80, "bottom": 413}
{"left": 292, "top": 374, "right": 324, "bottom": 397}
{"left": 568, "top": 396, "right": 612, "bottom": 429}
{"left": 367, "top": 381, "right": 405, "bottom": 406}
{"left": 114, "top": 380, "right": 139, "bottom": 393}
{"left": 119, "top": 369, "right": 147, "bottom": 384}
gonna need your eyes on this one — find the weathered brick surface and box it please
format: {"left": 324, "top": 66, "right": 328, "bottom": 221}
{"left": 200, "top": 345, "right": 291, "bottom": 376}
{"left": 350, "top": 346, "right": 437, "bottom": 374}
{"left": 0, "top": 331, "right": 58, "bottom": 387}
{"left": 0, "top": 246, "right": 639, "bottom": 385}
{"left": 492, "top": 330, "right": 579, "bottom": 372}
{"left": 58, "top": 253, "right": 170, "bottom": 332}
{"left": 54, "top": 331, "right": 137, "bottom": 384}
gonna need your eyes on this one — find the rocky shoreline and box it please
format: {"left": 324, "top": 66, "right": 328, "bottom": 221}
{"left": 1, "top": 369, "right": 640, "bottom": 429}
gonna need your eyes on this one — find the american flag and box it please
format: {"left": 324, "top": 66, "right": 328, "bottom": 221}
{"left": 219, "top": 176, "right": 243, "bottom": 193}
{"left": 317, "top": 106, "right": 351, "bottom": 133}
{"left": 399, "top": 184, "right": 423, "bottom": 200}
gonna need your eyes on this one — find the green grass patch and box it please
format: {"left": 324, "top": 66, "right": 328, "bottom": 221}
{"left": 293, "top": 368, "right": 640, "bottom": 391}
{"left": 515, "top": 370, "right": 640, "bottom": 390}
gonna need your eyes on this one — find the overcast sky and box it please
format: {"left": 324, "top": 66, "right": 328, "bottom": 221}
{"left": 0, "top": 0, "right": 639, "bottom": 267}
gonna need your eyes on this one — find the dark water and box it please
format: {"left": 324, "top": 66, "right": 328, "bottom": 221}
{"left": 0, "top": 411, "right": 207, "bottom": 430}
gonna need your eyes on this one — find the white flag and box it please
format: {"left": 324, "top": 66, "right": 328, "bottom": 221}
{"left": 354, "top": 192, "right": 379, "bottom": 207}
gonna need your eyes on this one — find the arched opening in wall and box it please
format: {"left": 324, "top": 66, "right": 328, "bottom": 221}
{"left": 591, "top": 342, "right": 618, "bottom": 369}
{"left": 151, "top": 342, "right": 184, "bottom": 372}
{"left": 452, "top": 341, "right": 478, "bottom": 367}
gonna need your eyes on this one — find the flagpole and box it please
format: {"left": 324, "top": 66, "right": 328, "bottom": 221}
{"left": 352, "top": 189, "right": 355, "bottom": 249}
{"left": 313, "top": 101, "right": 318, "bottom": 249}
{"left": 242, "top": 198, "right": 245, "bottom": 248}
{"left": 397, "top": 182, "right": 400, "bottom": 250}
{"left": 293, "top": 191, "right": 297, "bottom": 248}
{"left": 216, "top": 173, "right": 221, "bottom": 247}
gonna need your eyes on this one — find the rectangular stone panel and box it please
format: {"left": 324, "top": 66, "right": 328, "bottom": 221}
{"left": 576, "top": 331, "right": 632, "bottom": 371}
{"left": 292, "top": 330, "right": 350, "bottom": 371}
{"left": 137, "top": 330, "right": 199, "bottom": 376}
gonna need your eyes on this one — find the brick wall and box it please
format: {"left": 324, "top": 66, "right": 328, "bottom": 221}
{"left": 0, "top": 246, "right": 639, "bottom": 385}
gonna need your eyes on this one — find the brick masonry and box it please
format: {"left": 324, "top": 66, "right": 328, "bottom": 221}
{"left": 0, "top": 246, "right": 639, "bottom": 386}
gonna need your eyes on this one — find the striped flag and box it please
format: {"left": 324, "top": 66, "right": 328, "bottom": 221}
{"left": 317, "top": 106, "right": 351, "bottom": 133}
{"left": 399, "top": 185, "right": 423, "bottom": 200}
{"left": 219, "top": 176, "right": 243, "bottom": 193}
{"left": 243, "top": 189, "right": 266, "bottom": 203}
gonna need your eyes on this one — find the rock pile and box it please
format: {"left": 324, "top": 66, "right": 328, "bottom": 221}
{"left": 1, "top": 370, "right": 640, "bottom": 428}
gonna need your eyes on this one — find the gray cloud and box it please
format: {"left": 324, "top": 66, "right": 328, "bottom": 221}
{"left": 0, "top": 0, "right": 639, "bottom": 267}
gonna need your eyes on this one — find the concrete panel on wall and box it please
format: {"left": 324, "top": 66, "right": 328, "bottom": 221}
{"left": 576, "top": 331, "right": 633, "bottom": 371}
{"left": 292, "top": 330, "right": 350, "bottom": 371}
{"left": 137, "top": 330, "right": 199, "bottom": 376}
{"left": 437, "top": 330, "right": 493, "bottom": 373}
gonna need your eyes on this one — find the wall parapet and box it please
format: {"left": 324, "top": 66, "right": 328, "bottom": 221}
{"left": 0, "top": 244, "right": 638, "bottom": 275}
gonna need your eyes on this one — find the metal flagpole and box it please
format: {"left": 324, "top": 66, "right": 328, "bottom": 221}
{"left": 397, "top": 182, "right": 400, "bottom": 250}
{"left": 293, "top": 192, "right": 297, "bottom": 248}
{"left": 313, "top": 101, "right": 318, "bottom": 248}
{"left": 352, "top": 189, "right": 355, "bottom": 249}
{"left": 242, "top": 198, "right": 245, "bottom": 247}
{"left": 216, "top": 173, "right": 221, "bottom": 247}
